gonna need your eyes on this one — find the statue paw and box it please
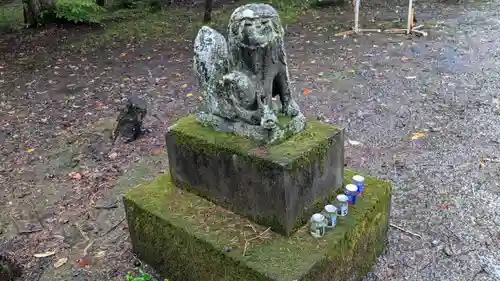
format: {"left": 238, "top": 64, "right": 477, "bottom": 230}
{"left": 284, "top": 100, "right": 300, "bottom": 117}
{"left": 261, "top": 106, "right": 278, "bottom": 129}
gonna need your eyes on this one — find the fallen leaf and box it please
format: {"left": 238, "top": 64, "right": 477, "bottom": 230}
{"left": 76, "top": 257, "right": 90, "bottom": 268}
{"left": 94, "top": 251, "right": 106, "bottom": 259}
{"left": 494, "top": 99, "right": 500, "bottom": 105}
{"left": 34, "top": 251, "right": 56, "bottom": 258}
{"left": 181, "top": 84, "right": 188, "bottom": 89}
{"left": 119, "top": 52, "right": 127, "bottom": 57}
{"left": 108, "top": 152, "right": 118, "bottom": 159}
{"left": 438, "top": 204, "right": 451, "bottom": 210}
{"left": 198, "top": 96, "right": 204, "bottom": 102}
{"left": 151, "top": 148, "right": 164, "bottom": 156}
{"left": 68, "top": 172, "right": 82, "bottom": 180}
{"left": 401, "top": 56, "right": 409, "bottom": 62}
{"left": 346, "top": 68, "right": 356, "bottom": 73}
{"left": 348, "top": 139, "right": 362, "bottom": 146}
{"left": 54, "top": 257, "right": 68, "bottom": 268}
{"left": 27, "top": 148, "right": 34, "bottom": 153}
{"left": 186, "top": 93, "right": 193, "bottom": 97}
{"left": 303, "top": 89, "right": 312, "bottom": 95}
{"left": 479, "top": 159, "right": 485, "bottom": 169}
{"left": 411, "top": 132, "right": 425, "bottom": 140}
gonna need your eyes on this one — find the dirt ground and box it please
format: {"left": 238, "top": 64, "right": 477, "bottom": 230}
{"left": 1, "top": 0, "right": 500, "bottom": 280}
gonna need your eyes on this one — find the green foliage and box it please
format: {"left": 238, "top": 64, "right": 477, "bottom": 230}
{"left": 125, "top": 270, "right": 168, "bottom": 281}
{"left": 117, "top": 0, "right": 165, "bottom": 9}
{"left": 0, "top": 1, "right": 24, "bottom": 33}
{"left": 55, "top": 0, "right": 106, "bottom": 24}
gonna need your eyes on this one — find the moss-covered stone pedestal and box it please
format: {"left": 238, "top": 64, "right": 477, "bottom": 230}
{"left": 124, "top": 170, "right": 391, "bottom": 281}
{"left": 124, "top": 115, "right": 391, "bottom": 281}
{"left": 166, "top": 115, "right": 344, "bottom": 236}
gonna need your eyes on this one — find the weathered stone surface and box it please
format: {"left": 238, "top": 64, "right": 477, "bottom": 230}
{"left": 165, "top": 115, "right": 344, "bottom": 235}
{"left": 124, "top": 170, "right": 391, "bottom": 281}
{"left": 193, "top": 4, "right": 305, "bottom": 144}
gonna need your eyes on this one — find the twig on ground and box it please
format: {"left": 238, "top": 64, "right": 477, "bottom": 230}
{"left": 82, "top": 239, "right": 95, "bottom": 257}
{"left": 101, "top": 217, "right": 125, "bottom": 237}
{"left": 444, "top": 225, "right": 461, "bottom": 241}
{"left": 246, "top": 224, "right": 257, "bottom": 233}
{"left": 471, "top": 266, "right": 487, "bottom": 281}
{"left": 419, "top": 260, "right": 433, "bottom": 272}
{"left": 454, "top": 248, "right": 476, "bottom": 257}
{"left": 483, "top": 158, "right": 500, "bottom": 163}
{"left": 242, "top": 227, "right": 271, "bottom": 257}
{"left": 75, "top": 222, "right": 90, "bottom": 241}
{"left": 389, "top": 223, "right": 422, "bottom": 238}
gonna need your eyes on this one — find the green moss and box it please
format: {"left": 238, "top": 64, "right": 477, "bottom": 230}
{"left": 124, "top": 169, "right": 391, "bottom": 281}
{"left": 170, "top": 114, "right": 339, "bottom": 172}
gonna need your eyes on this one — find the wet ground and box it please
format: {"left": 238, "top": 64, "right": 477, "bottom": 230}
{"left": 1, "top": 0, "right": 500, "bottom": 280}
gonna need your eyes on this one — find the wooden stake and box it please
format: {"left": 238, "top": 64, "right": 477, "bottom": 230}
{"left": 406, "top": 0, "right": 413, "bottom": 34}
{"left": 354, "top": 0, "right": 360, "bottom": 33}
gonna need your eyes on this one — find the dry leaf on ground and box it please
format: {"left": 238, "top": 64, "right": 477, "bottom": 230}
{"left": 34, "top": 251, "right": 56, "bottom": 258}
{"left": 151, "top": 148, "right": 164, "bottom": 156}
{"left": 411, "top": 132, "right": 425, "bottom": 140}
{"left": 348, "top": 139, "right": 362, "bottom": 146}
{"left": 68, "top": 172, "right": 82, "bottom": 180}
{"left": 54, "top": 257, "right": 68, "bottom": 268}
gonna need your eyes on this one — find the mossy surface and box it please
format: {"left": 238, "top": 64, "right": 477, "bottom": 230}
{"left": 169, "top": 114, "right": 340, "bottom": 169}
{"left": 124, "top": 170, "right": 391, "bottom": 281}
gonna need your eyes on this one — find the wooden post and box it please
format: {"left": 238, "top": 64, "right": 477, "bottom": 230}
{"left": 406, "top": 0, "right": 413, "bottom": 34}
{"left": 203, "top": 0, "right": 213, "bottom": 23}
{"left": 354, "top": 0, "right": 360, "bottom": 33}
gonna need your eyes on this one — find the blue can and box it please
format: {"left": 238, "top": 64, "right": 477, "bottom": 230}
{"left": 352, "top": 175, "right": 365, "bottom": 195}
{"left": 345, "top": 184, "right": 358, "bottom": 205}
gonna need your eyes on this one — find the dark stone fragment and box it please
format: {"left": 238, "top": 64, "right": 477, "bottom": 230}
{"left": 112, "top": 96, "right": 147, "bottom": 143}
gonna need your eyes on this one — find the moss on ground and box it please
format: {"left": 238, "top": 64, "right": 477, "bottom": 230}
{"left": 169, "top": 114, "right": 340, "bottom": 171}
{"left": 124, "top": 170, "right": 391, "bottom": 281}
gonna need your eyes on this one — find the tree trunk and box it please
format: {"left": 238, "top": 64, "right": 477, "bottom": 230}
{"left": 96, "top": 0, "right": 106, "bottom": 6}
{"left": 22, "top": 0, "right": 56, "bottom": 27}
{"left": 203, "top": 0, "right": 213, "bottom": 23}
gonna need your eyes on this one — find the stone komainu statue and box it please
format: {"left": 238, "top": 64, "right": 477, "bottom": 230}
{"left": 193, "top": 3, "right": 306, "bottom": 144}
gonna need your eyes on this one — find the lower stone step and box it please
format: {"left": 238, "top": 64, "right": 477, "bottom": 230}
{"left": 123, "top": 170, "right": 391, "bottom": 281}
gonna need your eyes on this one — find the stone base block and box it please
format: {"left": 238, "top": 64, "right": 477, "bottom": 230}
{"left": 165, "top": 115, "right": 344, "bottom": 236}
{"left": 123, "top": 170, "right": 391, "bottom": 281}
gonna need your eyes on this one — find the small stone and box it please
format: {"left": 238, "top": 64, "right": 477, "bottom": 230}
{"left": 431, "top": 239, "right": 440, "bottom": 247}
{"left": 222, "top": 246, "right": 232, "bottom": 253}
{"left": 316, "top": 112, "right": 326, "bottom": 121}
{"left": 443, "top": 245, "right": 454, "bottom": 256}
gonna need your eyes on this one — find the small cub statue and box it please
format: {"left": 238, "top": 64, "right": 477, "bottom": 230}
{"left": 112, "top": 96, "right": 147, "bottom": 144}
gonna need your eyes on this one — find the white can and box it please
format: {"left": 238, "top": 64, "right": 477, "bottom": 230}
{"left": 322, "top": 204, "right": 338, "bottom": 228}
{"left": 309, "top": 213, "right": 327, "bottom": 238}
{"left": 336, "top": 194, "right": 349, "bottom": 216}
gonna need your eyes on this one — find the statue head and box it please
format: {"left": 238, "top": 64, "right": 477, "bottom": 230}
{"left": 228, "top": 3, "right": 284, "bottom": 49}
